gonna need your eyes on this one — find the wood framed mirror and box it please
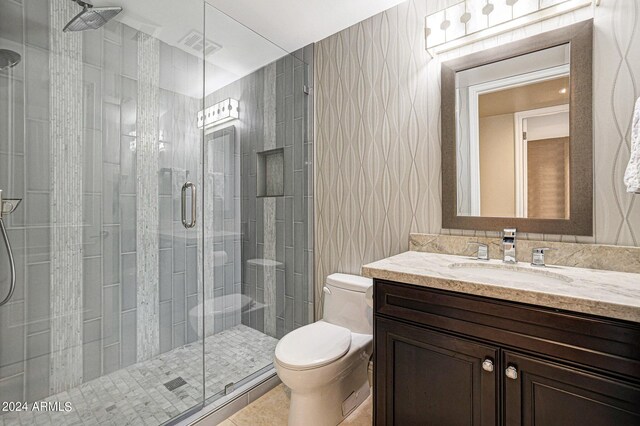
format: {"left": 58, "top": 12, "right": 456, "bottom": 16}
{"left": 441, "top": 19, "right": 593, "bottom": 235}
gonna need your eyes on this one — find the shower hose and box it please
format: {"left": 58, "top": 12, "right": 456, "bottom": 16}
{"left": 0, "top": 217, "right": 16, "bottom": 307}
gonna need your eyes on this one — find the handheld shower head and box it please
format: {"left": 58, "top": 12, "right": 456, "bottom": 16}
{"left": 0, "top": 189, "right": 20, "bottom": 307}
{"left": 0, "top": 49, "right": 21, "bottom": 70}
{"left": 64, "top": 0, "right": 122, "bottom": 32}
{"left": 0, "top": 190, "right": 21, "bottom": 219}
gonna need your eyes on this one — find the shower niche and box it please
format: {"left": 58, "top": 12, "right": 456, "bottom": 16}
{"left": 257, "top": 148, "right": 285, "bottom": 198}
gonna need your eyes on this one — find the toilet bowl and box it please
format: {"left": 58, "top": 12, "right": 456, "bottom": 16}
{"left": 274, "top": 273, "right": 373, "bottom": 426}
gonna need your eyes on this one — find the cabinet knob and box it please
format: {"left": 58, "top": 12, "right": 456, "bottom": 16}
{"left": 482, "top": 359, "right": 494, "bottom": 372}
{"left": 505, "top": 365, "right": 518, "bottom": 380}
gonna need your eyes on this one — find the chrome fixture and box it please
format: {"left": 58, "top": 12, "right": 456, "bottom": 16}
{"left": 502, "top": 228, "right": 517, "bottom": 264}
{"left": 224, "top": 382, "right": 235, "bottom": 395}
{"left": 482, "top": 358, "right": 494, "bottom": 373}
{"left": 424, "top": 0, "right": 588, "bottom": 52}
{"left": 181, "top": 182, "right": 197, "bottom": 229}
{"left": 467, "top": 241, "right": 489, "bottom": 261}
{"left": 531, "top": 247, "right": 554, "bottom": 267}
{"left": 64, "top": 0, "right": 122, "bottom": 32}
{"left": 197, "top": 98, "right": 240, "bottom": 129}
{"left": 0, "top": 49, "right": 21, "bottom": 70}
{"left": 0, "top": 189, "right": 22, "bottom": 307}
{"left": 505, "top": 365, "right": 518, "bottom": 380}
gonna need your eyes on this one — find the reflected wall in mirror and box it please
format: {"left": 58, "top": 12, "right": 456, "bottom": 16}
{"left": 441, "top": 20, "right": 593, "bottom": 235}
{"left": 456, "top": 44, "right": 571, "bottom": 219}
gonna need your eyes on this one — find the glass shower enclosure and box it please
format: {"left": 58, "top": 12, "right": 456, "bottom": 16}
{"left": 0, "top": 0, "right": 313, "bottom": 424}
{"left": 200, "top": 3, "right": 313, "bottom": 404}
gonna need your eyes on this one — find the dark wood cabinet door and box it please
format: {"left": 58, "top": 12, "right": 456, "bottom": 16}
{"left": 375, "top": 317, "right": 499, "bottom": 426}
{"left": 504, "top": 351, "right": 640, "bottom": 426}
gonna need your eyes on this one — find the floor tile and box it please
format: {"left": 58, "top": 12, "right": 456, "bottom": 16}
{"left": 0, "top": 325, "right": 278, "bottom": 426}
{"left": 228, "top": 384, "right": 290, "bottom": 426}
{"left": 222, "top": 384, "right": 372, "bottom": 426}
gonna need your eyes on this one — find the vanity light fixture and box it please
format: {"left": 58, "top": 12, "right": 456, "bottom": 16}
{"left": 126, "top": 130, "right": 168, "bottom": 152}
{"left": 425, "top": 0, "right": 592, "bottom": 54}
{"left": 197, "top": 98, "right": 240, "bottom": 130}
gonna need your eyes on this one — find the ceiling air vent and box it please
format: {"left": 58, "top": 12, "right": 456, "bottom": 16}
{"left": 178, "top": 30, "right": 222, "bottom": 57}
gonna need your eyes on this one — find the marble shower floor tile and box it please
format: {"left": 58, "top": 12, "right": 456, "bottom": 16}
{"left": 0, "top": 325, "right": 278, "bottom": 426}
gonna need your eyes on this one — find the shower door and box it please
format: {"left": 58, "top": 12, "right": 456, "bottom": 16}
{"left": 0, "top": 0, "right": 206, "bottom": 424}
{"left": 201, "top": 4, "right": 313, "bottom": 405}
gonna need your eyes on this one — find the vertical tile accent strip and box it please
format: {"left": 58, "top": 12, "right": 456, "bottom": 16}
{"left": 136, "top": 33, "right": 160, "bottom": 361}
{"left": 203, "top": 151, "right": 214, "bottom": 337}
{"left": 263, "top": 63, "right": 277, "bottom": 337}
{"left": 49, "top": 0, "right": 84, "bottom": 393}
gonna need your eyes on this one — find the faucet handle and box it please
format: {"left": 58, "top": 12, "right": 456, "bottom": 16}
{"left": 502, "top": 228, "right": 517, "bottom": 264}
{"left": 531, "top": 247, "right": 554, "bottom": 267}
{"left": 467, "top": 241, "right": 489, "bottom": 261}
{"left": 503, "top": 228, "right": 517, "bottom": 239}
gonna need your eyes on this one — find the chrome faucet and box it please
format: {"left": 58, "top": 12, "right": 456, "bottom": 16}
{"left": 531, "top": 247, "right": 554, "bottom": 267}
{"left": 502, "top": 228, "right": 517, "bottom": 264}
{"left": 467, "top": 241, "right": 489, "bottom": 261}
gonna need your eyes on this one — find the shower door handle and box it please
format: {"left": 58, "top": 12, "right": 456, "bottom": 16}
{"left": 181, "top": 182, "right": 197, "bottom": 229}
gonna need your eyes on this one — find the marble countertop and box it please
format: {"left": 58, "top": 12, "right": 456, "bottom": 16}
{"left": 361, "top": 251, "right": 640, "bottom": 323}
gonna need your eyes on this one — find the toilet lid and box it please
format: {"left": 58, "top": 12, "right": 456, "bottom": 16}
{"left": 275, "top": 322, "right": 351, "bottom": 370}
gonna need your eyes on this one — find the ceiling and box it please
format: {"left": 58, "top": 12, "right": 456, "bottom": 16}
{"left": 204, "top": 0, "right": 407, "bottom": 52}
{"left": 479, "top": 77, "right": 570, "bottom": 117}
{"left": 90, "top": 0, "right": 406, "bottom": 94}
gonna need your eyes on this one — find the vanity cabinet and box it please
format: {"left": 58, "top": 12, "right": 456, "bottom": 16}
{"left": 376, "top": 317, "right": 498, "bottom": 425}
{"left": 503, "top": 351, "right": 640, "bottom": 426}
{"left": 373, "top": 280, "right": 640, "bottom": 426}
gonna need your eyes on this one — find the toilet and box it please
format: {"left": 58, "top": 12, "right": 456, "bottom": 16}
{"left": 274, "top": 273, "right": 373, "bottom": 426}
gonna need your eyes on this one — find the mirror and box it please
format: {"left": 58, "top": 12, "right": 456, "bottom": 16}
{"left": 441, "top": 20, "right": 593, "bottom": 235}
{"left": 456, "top": 44, "right": 571, "bottom": 219}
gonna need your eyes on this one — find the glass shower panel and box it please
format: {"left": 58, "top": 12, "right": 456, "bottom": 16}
{"left": 203, "top": 4, "right": 313, "bottom": 403}
{"left": 0, "top": 0, "right": 205, "bottom": 424}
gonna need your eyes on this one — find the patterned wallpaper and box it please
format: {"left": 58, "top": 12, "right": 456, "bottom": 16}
{"left": 314, "top": 0, "right": 640, "bottom": 316}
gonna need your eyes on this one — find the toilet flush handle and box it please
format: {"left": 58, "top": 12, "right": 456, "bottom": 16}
{"left": 323, "top": 286, "right": 332, "bottom": 295}
{"left": 365, "top": 286, "right": 373, "bottom": 308}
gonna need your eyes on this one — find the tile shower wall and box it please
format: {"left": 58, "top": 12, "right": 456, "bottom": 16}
{"left": 49, "top": 0, "right": 84, "bottom": 394}
{"left": 315, "top": 0, "right": 640, "bottom": 317}
{"left": 204, "top": 45, "right": 314, "bottom": 340}
{"left": 203, "top": 125, "right": 242, "bottom": 337}
{"left": 0, "top": 0, "right": 201, "bottom": 401}
{"left": 157, "top": 41, "right": 201, "bottom": 354}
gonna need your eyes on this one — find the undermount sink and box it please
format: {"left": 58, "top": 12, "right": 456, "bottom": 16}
{"left": 448, "top": 262, "right": 573, "bottom": 285}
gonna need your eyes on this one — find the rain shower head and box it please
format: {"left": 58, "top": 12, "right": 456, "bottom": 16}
{"left": 64, "top": 0, "right": 122, "bottom": 32}
{"left": 0, "top": 49, "right": 21, "bottom": 70}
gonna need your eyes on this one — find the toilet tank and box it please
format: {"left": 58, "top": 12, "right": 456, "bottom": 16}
{"left": 322, "top": 273, "right": 373, "bottom": 335}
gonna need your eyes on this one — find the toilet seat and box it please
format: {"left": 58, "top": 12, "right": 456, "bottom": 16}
{"left": 275, "top": 321, "right": 351, "bottom": 371}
